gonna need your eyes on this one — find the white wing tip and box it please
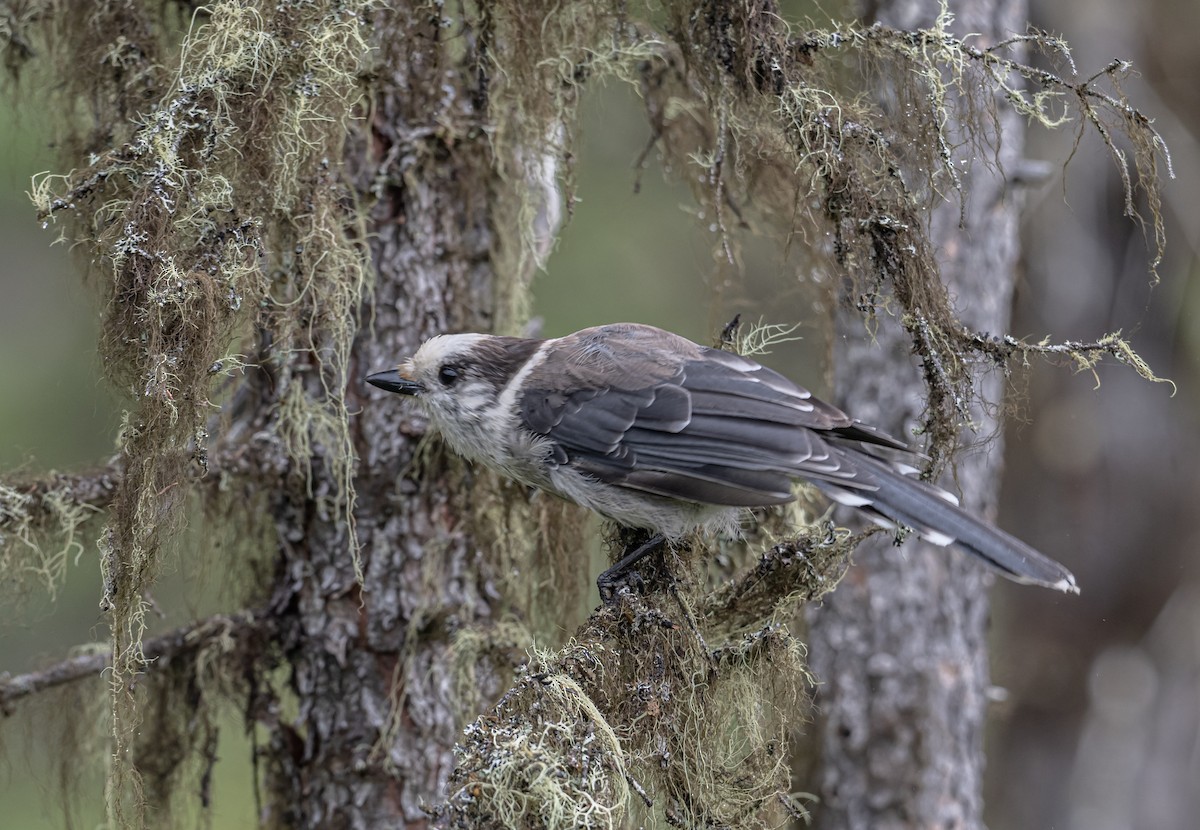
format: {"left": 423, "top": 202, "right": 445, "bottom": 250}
{"left": 827, "top": 490, "right": 874, "bottom": 508}
{"left": 1013, "top": 571, "right": 1080, "bottom": 594}
{"left": 922, "top": 529, "right": 955, "bottom": 547}
{"left": 1052, "top": 575, "right": 1081, "bottom": 595}
{"left": 936, "top": 490, "right": 960, "bottom": 506}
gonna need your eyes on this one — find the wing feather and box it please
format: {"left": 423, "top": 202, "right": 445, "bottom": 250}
{"left": 517, "top": 325, "right": 880, "bottom": 506}
{"left": 507, "top": 323, "right": 1076, "bottom": 591}
{"left": 574, "top": 456, "right": 795, "bottom": 505}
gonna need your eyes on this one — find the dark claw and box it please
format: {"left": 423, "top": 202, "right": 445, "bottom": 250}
{"left": 596, "top": 533, "right": 666, "bottom": 604}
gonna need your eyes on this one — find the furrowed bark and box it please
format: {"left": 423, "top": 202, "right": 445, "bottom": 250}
{"left": 806, "top": 0, "right": 1028, "bottom": 827}
{"left": 259, "top": 9, "right": 504, "bottom": 827}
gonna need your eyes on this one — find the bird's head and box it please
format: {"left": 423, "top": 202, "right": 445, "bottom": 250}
{"left": 367, "top": 333, "right": 494, "bottom": 420}
{"left": 366, "top": 333, "right": 545, "bottom": 459}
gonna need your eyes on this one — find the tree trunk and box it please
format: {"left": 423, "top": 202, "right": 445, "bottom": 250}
{"left": 261, "top": 9, "right": 505, "bottom": 827}
{"left": 806, "top": 1, "right": 1028, "bottom": 827}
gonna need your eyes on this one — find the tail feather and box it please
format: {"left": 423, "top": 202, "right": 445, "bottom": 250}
{"left": 822, "top": 450, "right": 1079, "bottom": 594}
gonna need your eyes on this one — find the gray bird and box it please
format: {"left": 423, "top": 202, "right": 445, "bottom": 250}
{"left": 366, "top": 322, "right": 1077, "bottom": 594}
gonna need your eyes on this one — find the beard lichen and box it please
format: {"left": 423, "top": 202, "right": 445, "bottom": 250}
{"left": 481, "top": 0, "right": 1168, "bottom": 468}
{"left": 441, "top": 590, "right": 816, "bottom": 830}
{"left": 0, "top": 477, "right": 103, "bottom": 612}
{"left": 471, "top": 469, "right": 593, "bottom": 640}
{"left": 436, "top": 520, "right": 850, "bottom": 829}
{"left": 11, "top": 0, "right": 375, "bottom": 824}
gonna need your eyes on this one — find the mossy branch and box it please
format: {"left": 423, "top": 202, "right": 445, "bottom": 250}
{"left": 0, "top": 429, "right": 286, "bottom": 611}
{"left": 0, "top": 468, "right": 116, "bottom": 606}
{"left": 435, "top": 523, "right": 848, "bottom": 830}
{"left": 965, "top": 329, "right": 1177, "bottom": 393}
{"left": 0, "top": 608, "right": 271, "bottom": 713}
{"left": 706, "top": 524, "right": 864, "bottom": 632}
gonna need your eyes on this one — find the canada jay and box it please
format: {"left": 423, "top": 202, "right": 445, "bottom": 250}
{"left": 366, "top": 322, "right": 1077, "bottom": 594}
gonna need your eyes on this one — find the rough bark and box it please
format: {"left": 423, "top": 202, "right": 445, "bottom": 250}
{"left": 805, "top": 0, "right": 1028, "bottom": 828}
{"left": 259, "top": 9, "right": 504, "bottom": 827}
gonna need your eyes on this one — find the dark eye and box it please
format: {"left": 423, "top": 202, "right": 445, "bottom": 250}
{"left": 438, "top": 365, "right": 461, "bottom": 386}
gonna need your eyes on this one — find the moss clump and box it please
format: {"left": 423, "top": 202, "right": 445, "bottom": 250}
{"left": 440, "top": 523, "right": 847, "bottom": 830}
{"left": 448, "top": 665, "right": 632, "bottom": 830}
{"left": 442, "top": 589, "right": 817, "bottom": 830}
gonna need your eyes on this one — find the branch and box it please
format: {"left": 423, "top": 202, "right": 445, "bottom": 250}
{"left": 965, "top": 329, "right": 1176, "bottom": 393}
{"left": 704, "top": 523, "right": 862, "bottom": 632}
{"left": 0, "top": 608, "right": 272, "bottom": 713}
{"left": 432, "top": 528, "right": 850, "bottom": 828}
{"left": 0, "top": 464, "right": 122, "bottom": 531}
{"left": 0, "top": 420, "right": 287, "bottom": 537}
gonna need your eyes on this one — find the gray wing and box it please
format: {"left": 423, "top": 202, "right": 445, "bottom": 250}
{"left": 516, "top": 324, "right": 1077, "bottom": 591}
{"left": 518, "top": 331, "right": 894, "bottom": 506}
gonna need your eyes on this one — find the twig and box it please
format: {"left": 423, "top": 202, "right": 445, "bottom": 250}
{"left": 0, "top": 609, "right": 271, "bottom": 713}
{"left": 624, "top": 770, "right": 654, "bottom": 808}
{"left": 1, "top": 430, "right": 285, "bottom": 537}
{"left": 0, "top": 464, "right": 123, "bottom": 530}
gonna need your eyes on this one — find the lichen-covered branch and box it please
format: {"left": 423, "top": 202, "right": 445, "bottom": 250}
{"left": 0, "top": 467, "right": 122, "bottom": 519}
{"left": 0, "top": 418, "right": 284, "bottom": 611}
{"left": 965, "top": 329, "right": 1177, "bottom": 392}
{"left": 0, "top": 467, "right": 116, "bottom": 605}
{"left": 0, "top": 609, "right": 271, "bottom": 712}
{"left": 704, "top": 524, "right": 864, "bottom": 631}
{"left": 435, "top": 524, "right": 850, "bottom": 830}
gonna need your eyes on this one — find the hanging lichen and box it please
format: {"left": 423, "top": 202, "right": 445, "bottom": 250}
{"left": 9, "top": 0, "right": 375, "bottom": 824}
{"left": 482, "top": 0, "right": 1169, "bottom": 466}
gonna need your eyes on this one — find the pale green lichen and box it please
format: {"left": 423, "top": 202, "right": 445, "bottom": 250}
{"left": 15, "top": 1, "right": 376, "bottom": 824}
{"left": 0, "top": 480, "right": 101, "bottom": 611}
{"left": 444, "top": 607, "right": 816, "bottom": 830}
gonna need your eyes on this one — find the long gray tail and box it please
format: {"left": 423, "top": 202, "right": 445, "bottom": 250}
{"left": 821, "top": 449, "right": 1079, "bottom": 593}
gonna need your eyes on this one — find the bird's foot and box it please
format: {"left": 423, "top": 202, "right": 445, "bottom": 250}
{"left": 597, "top": 532, "right": 665, "bottom": 605}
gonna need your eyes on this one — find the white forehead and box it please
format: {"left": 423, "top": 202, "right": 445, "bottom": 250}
{"left": 412, "top": 333, "right": 488, "bottom": 368}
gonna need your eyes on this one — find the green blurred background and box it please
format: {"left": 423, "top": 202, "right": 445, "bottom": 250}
{"left": 3, "top": 0, "right": 1199, "bottom": 827}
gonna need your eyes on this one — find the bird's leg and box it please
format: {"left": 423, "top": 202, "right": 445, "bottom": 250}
{"left": 597, "top": 532, "right": 666, "bottom": 603}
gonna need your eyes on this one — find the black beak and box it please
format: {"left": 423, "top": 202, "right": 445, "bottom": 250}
{"left": 366, "top": 369, "right": 424, "bottom": 396}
